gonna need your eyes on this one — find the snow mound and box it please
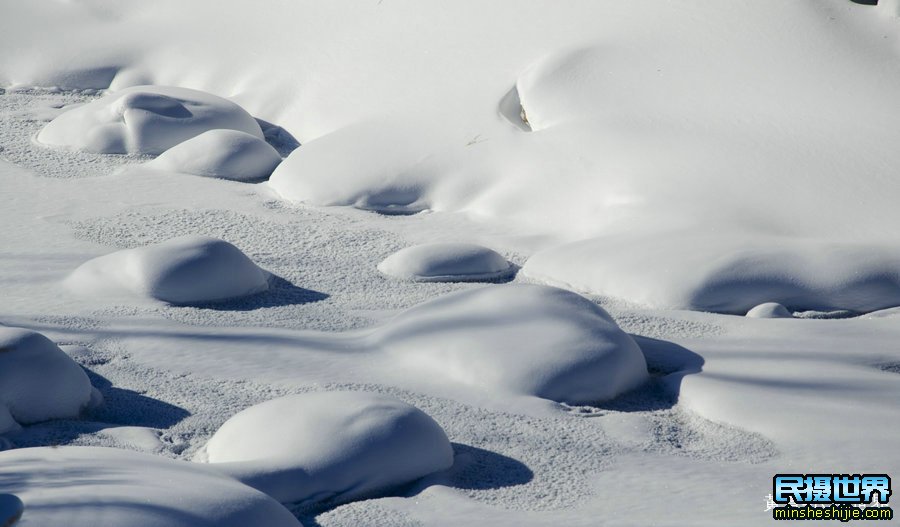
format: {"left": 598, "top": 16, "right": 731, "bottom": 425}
{"left": 0, "top": 494, "right": 23, "bottom": 526}
{"left": 0, "top": 447, "right": 301, "bottom": 527}
{"left": 65, "top": 235, "right": 269, "bottom": 305}
{"left": 746, "top": 303, "right": 792, "bottom": 319}
{"left": 0, "top": 327, "right": 94, "bottom": 434}
{"left": 515, "top": 48, "right": 608, "bottom": 131}
{"left": 523, "top": 233, "right": 900, "bottom": 314}
{"left": 196, "top": 391, "right": 453, "bottom": 505}
{"left": 37, "top": 85, "right": 263, "bottom": 154}
{"left": 369, "top": 284, "right": 648, "bottom": 403}
{"left": 147, "top": 129, "right": 281, "bottom": 182}
{"left": 378, "top": 243, "right": 512, "bottom": 282}
{"left": 267, "top": 121, "right": 440, "bottom": 213}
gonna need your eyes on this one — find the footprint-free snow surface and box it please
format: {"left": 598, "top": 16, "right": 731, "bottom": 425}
{"left": 37, "top": 85, "right": 263, "bottom": 155}
{"left": 197, "top": 391, "right": 454, "bottom": 505}
{"left": 369, "top": 284, "right": 649, "bottom": 403}
{"left": 2, "top": 1, "right": 900, "bottom": 526}
{"left": 65, "top": 235, "right": 270, "bottom": 305}
{"left": 0, "top": 446, "right": 302, "bottom": 527}
{"left": 378, "top": 242, "right": 512, "bottom": 282}
{"left": 0, "top": 327, "right": 95, "bottom": 434}
{"left": 147, "top": 129, "right": 282, "bottom": 182}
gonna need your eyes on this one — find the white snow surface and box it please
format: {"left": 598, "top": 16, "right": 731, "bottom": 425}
{"left": 197, "top": 391, "right": 454, "bottom": 505}
{"left": 37, "top": 85, "right": 263, "bottom": 155}
{"left": 147, "top": 129, "right": 282, "bottom": 182}
{"left": 368, "top": 284, "right": 649, "bottom": 403}
{"left": 65, "top": 235, "right": 270, "bottom": 305}
{"left": 0, "top": 446, "right": 302, "bottom": 527}
{"left": 0, "top": 327, "right": 93, "bottom": 434}
{"left": 378, "top": 243, "right": 512, "bottom": 282}
{"left": 522, "top": 233, "right": 900, "bottom": 313}
{"left": 2, "top": 1, "right": 900, "bottom": 525}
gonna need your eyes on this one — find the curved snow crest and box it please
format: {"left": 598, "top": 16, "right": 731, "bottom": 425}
{"left": 267, "top": 121, "right": 441, "bottom": 213}
{"left": 378, "top": 242, "right": 512, "bottom": 282}
{"left": 147, "top": 129, "right": 282, "bottom": 182}
{"left": 746, "top": 302, "right": 792, "bottom": 319}
{"left": 515, "top": 48, "right": 608, "bottom": 132}
{"left": 196, "top": 391, "right": 453, "bottom": 505}
{"left": 0, "top": 446, "right": 302, "bottom": 527}
{"left": 369, "top": 284, "right": 649, "bottom": 404}
{"left": 65, "top": 235, "right": 270, "bottom": 305}
{"left": 523, "top": 233, "right": 900, "bottom": 314}
{"left": 37, "top": 85, "right": 263, "bottom": 155}
{"left": 0, "top": 327, "right": 94, "bottom": 434}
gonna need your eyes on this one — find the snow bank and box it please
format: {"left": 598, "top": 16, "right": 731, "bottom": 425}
{"left": 746, "top": 303, "right": 792, "bottom": 319}
{"left": 515, "top": 48, "right": 609, "bottom": 132}
{"left": 0, "top": 446, "right": 301, "bottom": 527}
{"left": 523, "top": 233, "right": 900, "bottom": 314}
{"left": 196, "top": 391, "right": 453, "bottom": 505}
{"left": 0, "top": 327, "right": 94, "bottom": 434}
{"left": 378, "top": 243, "right": 511, "bottom": 282}
{"left": 37, "top": 86, "right": 263, "bottom": 155}
{"left": 136, "top": 1, "right": 900, "bottom": 247}
{"left": 147, "top": 129, "right": 281, "bottom": 182}
{"left": 65, "top": 235, "right": 269, "bottom": 305}
{"left": 369, "top": 284, "right": 648, "bottom": 403}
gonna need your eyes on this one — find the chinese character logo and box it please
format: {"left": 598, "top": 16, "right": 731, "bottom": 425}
{"left": 770, "top": 474, "right": 893, "bottom": 521}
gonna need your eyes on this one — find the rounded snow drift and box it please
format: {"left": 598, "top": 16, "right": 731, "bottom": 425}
{"left": 147, "top": 129, "right": 282, "bottom": 182}
{"left": 0, "top": 494, "right": 23, "bottom": 526}
{"left": 746, "top": 302, "right": 792, "bottom": 319}
{"left": 523, "top": 233, "right": 900, "bottom": 314}
{"left": 369, "top": 284, "right": 649, "bottom": 404}
{"left": 0, "top": 447, "right": 301, "bottom": 527}
{"left": 378, "top": 242, "right": 512, "bottom": 282}
{"left": 0, "top": 327, "right": 94, "bottom": 434}
{"left": 37, "top": 85, "right": 263, "bottom": 155}
{"left": 196, "top": 391, "right": 453, "bottom": 505}
{"left": 65, "top": 235, "right": 269, "bottom": 305}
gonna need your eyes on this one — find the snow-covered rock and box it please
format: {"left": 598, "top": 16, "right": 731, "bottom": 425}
{"left": 65, "top": 235, "right": 269, "bottom": 305}
{"left": 746, "top": 302, "right": 792, "bottom": 319}
{"left": 0, "top": 447, "right": 302, "bottom": 527}
{"left": 369, "top": 284, "right": 648, "bottom": 403}
{"left": 0, "top": 327, "right": 94, "bottom": 434}
{"left": 523, "top": 233, "right": 900, "bottom": 314}
{"left": 267, "top": 121, "right": 438, "bottom": 213}
{"left": 0, "top": 494, "right": 23, "bottom": 526}
{"left": 147, "top": 129, "right": 281, "bottom": 182}
{"left": 378, "top": 242, "right": 512, "bottom": 282}
{"left": 37, "top": 85, "right": 263, "bottom": 155}
{"left": 196, "top": 391, "right": 453, "bottom": 505}
{"left": 515, "top": 48, "right": 608, "bottom": 131}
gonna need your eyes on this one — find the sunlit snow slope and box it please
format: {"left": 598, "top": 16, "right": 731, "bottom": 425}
{"left": 5, "top": 0, "right": 900, "bottom": 309}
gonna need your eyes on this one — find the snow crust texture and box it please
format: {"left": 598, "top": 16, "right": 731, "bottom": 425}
{"left": 147, "top": 129, "right": 281, "bottom": 182}
{"left": 196, "top": 391, "right": 454, "bottom": 505}
{"left": 378, "top": 242, "right": 512, "bottom": 282}
{"left": 523, "top": 234, "right": 900, "bottom": 314}
{"left": 65, "top": 235, "right": 270, "bottom": 305}
{"left": 369, "top": 284, "right": 649, "bottom": 403}
{"left": 0, "top": 446, "right": 302, "bottom": 527}
{"left": 0, "top": 327, "right": 93, "bottom": 434}
{"left": 37, "top": 85, "right": 263, "bottom": 154}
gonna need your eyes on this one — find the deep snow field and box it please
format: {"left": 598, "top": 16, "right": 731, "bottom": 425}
{"left": 2, "top": 1, "right": 900, "bottom": 525}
